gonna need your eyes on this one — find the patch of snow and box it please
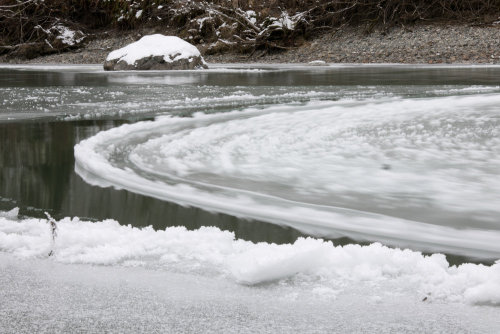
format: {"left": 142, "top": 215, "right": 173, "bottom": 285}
{"left": 196, "top": 17, "right": 211, "bottom": 29}
{"left": 281, "top": 12, "right": 295, "bottom": 30}
{"left": 268, "top": 12, "right": 296, "bottom": 30}
{"left": 135, "top": 10, "right": 143, "bottom": 19}
{"left": 245, "top": 10, "right": 257, "bottom": 25}
{"left": 106, "top": 34, "right": 203, "bottom": 65}
{"left": 53, "top": 25, "right": 84, "bottom": 46}
{"left": 218, "top": 39, "right": 236, "bottom": 45}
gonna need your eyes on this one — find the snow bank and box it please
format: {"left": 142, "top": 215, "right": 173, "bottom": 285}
{"left": 0, "top": 210, "right": 499, "bottom": 306}
{"left": 106, "top": 34, "right": 204, "bottom": 65}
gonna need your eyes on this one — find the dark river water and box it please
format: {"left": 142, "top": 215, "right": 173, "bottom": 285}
{"left": 1, "top": 64, "right": 500, "bottom": 259}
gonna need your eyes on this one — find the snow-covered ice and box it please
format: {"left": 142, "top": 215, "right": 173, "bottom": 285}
{"left": 74, "top": 95, "right": 500, "bottom": 258}
{"left": 2, "top": 252, "right": 499, "bottom": 333}
{"left": 1, "top": 210, "right": 499, "bottom": 307}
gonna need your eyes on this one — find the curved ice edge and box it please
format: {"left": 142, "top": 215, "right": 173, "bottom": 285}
{"left": 1, "top": 211, "right": 500, "bottom": 306}
{"left": 74, "top": 104, "right": 500, "bottom": 260}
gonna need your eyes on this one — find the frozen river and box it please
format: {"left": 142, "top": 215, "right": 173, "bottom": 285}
{"left": 1, "top": 64, "right": 500, "bottom": 332}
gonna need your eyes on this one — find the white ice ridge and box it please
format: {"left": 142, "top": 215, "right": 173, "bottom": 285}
{"left": 0, "top": 211, "right": 499, "bottom": 306}
{"left": 74, "top": 95, "right": 500, "bottom": 258}
{"left": 106, "top": 34, "right": 204, "bottom": 65}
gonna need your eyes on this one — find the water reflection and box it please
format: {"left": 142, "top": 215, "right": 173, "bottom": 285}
{"left": 0, "top": 122, "right": 73, "bottom": 210}
{"left": 2, "top": 65, "right": 500, "bottom": 88}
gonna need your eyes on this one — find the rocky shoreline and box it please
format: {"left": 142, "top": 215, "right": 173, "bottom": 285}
{"left": 1, "top": 23, "right": 499, "bottom": 65}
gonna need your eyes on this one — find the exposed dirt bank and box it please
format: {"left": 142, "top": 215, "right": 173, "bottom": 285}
{"left": 1, "top": 23, "right": 499, "bottom": 65}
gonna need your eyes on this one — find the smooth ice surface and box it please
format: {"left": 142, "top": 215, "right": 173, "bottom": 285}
{"left": 106, "top": 34, "right": 205, "bottom": 65}
{"left": 75, "top": 96, "right": 500, "bottom": 258}
{"left": 1, "top": 211, "right": 500, "bottom": 307}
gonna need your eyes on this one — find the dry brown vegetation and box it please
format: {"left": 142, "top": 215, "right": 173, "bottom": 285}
{"left": 1, "top": 0, "right": 499, "bottom": 59}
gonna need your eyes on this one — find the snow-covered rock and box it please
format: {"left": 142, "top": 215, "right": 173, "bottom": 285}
{"left": 104, "top": 34, "right": 208, "bottom": 71}
{"left": 308, "top": 60, "right": 327, "bottom": 66}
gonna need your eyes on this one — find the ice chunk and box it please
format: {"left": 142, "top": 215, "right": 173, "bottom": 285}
{"left": 0, "top": 207, "right": 18, "bottom": 219}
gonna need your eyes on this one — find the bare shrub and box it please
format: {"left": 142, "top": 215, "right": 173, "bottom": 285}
{"left": 1, "top": 0, "right": 499, "bottom": 58}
